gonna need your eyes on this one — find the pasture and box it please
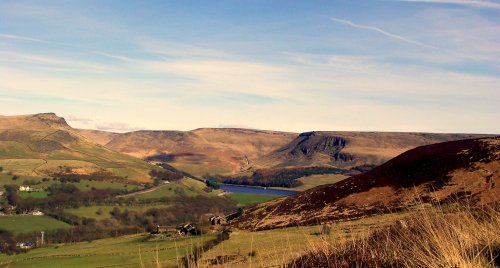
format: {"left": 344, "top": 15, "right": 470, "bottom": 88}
{"left": 64, "top": 204, "right": 171, "bottom": 220}
{"left": 0, "top": 233, "right": 216, "bottom": 268}
{"left": 0, "top": 215, "right": 71, "bottom": 235}
{"left": 124, "top": 178, "right": 218, "bottom": 200}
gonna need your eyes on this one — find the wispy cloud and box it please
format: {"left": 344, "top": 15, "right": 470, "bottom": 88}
{"left": 397, "top": 0, "right": 500, "bottom": 9}
{"left": 95, "top": 121, "right": 144, "bottom": 132}
{"left": 0, "top": 34, "right": 49, "bottom": 44}
{"left": 64, "top": 115, "right": 93, "bottom": 124}
{"left": 92, "top": 51, "right": 134, "bottom": 62}
{"left": 330, "top": 17, "right": 438, "bottom": 49}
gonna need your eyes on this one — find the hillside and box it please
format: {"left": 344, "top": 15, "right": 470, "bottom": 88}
{"left": 234, "top": 137, "right": 500, "bottom": 230}
{"left": 80, "top": 128, "right": 297, "bottom": 176}
{"left": 0, "top": 113, "right": 156, "bottom": 182}
{"left": 77, "top": 129, "right": 485, "bottom": 178}
{"left": 257, "top": 131, "right": 487, "bottom": 170}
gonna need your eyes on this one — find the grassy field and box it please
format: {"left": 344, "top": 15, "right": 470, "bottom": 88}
{"left": 71, "top": 180, "right": 141, "bottom": 192}
{"left": 0, "top": 233, "right": 216, "bottom": 268}
{"left": 200, "top": 211, "right": 412, "bottom": 267}
{"left": 228, "top": 193, "right": 277, "bottom": 207}
{"left": 18, "top": 191, "right": 48, "bottom": 199}
{"left": 0, "top": 173, "right": 141, "bottom": 193}
{"left": 64, "top": 204, "right": 171, "bottom": 220}
{"left": 0, "top": 173, "right": 46, "bottom": 187}
{"left": 124, "top": 178, "right": 218, "bottom": 200}
{"left": 0, "top": 216, "right": 71, "bottom": 235}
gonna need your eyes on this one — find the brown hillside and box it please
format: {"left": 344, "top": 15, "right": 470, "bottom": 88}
{"left": 74, "top": 129, "right": 119, "bottom": 145}
{"left": 234, "top": 137, "right": 500, "bottom": 230}
{"left": 98, "top": 128, "right": 297, "bottom": 176}
{"left": 258, "top": 131, "right": 487, "bottom": 170}
{"left": 77, "top": 128, "right": 487, "bottom": 177}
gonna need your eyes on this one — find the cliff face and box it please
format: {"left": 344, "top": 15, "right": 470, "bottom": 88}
{"left": 256, "top": 131, "right": 490, "bottom": 171}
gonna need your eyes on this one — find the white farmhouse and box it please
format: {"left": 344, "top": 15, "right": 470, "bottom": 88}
{"left": 19, "top": 185, "right": 31, "bottom": 192}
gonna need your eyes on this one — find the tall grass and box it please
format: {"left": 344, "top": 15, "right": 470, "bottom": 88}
{"left": 139, "top": 202, "right": 499, "bottom": 267}
{"left": 288, "top": 203, "right": 500, "bottom": 268}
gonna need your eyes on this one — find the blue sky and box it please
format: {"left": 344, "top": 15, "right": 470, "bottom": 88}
{"left": 1, "top": 0, "right": 499, "bottom": 133}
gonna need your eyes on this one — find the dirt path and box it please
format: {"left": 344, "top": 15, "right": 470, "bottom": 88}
{"left": 116, "top": 185, "right": 161, "bottom": 198}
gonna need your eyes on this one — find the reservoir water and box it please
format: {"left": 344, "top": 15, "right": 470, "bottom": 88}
{"left": 220, "top": 184, "right": 298, "bottom": 196}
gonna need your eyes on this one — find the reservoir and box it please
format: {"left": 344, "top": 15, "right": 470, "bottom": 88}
{"left": 220, "top": 184, "right": 298, "bottom": 196}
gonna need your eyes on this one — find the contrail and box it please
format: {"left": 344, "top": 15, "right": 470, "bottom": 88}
{"left": 396, "top": 0, "right": 500, "bottom": 9}
{"left": 331, "top": 17, "right": 438, "bottom": 50}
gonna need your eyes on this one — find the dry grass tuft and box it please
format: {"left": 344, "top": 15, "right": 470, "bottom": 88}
{"left": 288, "top": 204, "right": 500, "bottom": 268}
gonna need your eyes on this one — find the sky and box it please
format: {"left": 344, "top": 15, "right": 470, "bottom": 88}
{"left": 1, "top": 0, "right": 499, "bottom": 133}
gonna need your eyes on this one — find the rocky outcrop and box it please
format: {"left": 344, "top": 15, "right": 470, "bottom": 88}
{"left": 29, "top": 113, "right": 70, "bottom": 128}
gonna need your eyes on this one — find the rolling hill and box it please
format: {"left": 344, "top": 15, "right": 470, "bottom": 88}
{"left": 0, "top": 113, "right": 156, "bottom": 182}
{"left": 77, "top": 128, "right": 485, "bottom": 177}
{"left": 234, "top": 137, "right": 500, "bottom": 230}
{"left": 256, "top": 131, "right": 486, "bottom": 170}
{"left": 78, "top": 128, "right": 297, "bottom": 176}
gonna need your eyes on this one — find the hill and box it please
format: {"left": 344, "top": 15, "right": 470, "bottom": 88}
{"left": 257, "top": 131, "right": 487, "bottom": 170}
{"left": 78, "top": 128, "right": 297, "bottom": 176}
{"left": 0, "top": 113, "right": 156, "bottom": 182}
{"left": 234, "top": 137, "right": 500, "bottom": 230}
{"left": 77, "top": 128, "right": 485, "bottom": 178}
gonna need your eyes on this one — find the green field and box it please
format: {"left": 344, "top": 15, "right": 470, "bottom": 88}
{"left": 71, "top": 180, "right": 141, "bottom": 192}
{"left": 123, "top": 178, "right": 218, "bottom": 200}
{"left": 0, "top": 233, "right": 216, "bottom": 268}
{"left": 18, "top": 191, "right": 48, "bottom": 199}
{"left": 0, "top": 215, "right": 71, "bottom": 235}
{"left": 228, "top": 193, "right": 277, "bottom": 206}
{"left": 0, "top": 173, "right": 141, "bottom": 194}
{"left": 64, "top": 204, "right": 171, "bottom": 220}
{"left": 0, "top": 173, "right": 47, "bottom": 187}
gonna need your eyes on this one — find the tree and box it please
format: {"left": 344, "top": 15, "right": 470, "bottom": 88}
{"left": 205, "top": 179, "right": 220, "bottom": 189}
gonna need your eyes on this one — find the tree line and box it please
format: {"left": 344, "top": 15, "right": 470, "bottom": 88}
{"left": 205, "top": 166, "right": 348, "bottom": 188}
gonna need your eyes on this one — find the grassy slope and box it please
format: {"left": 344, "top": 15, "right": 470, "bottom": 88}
{"left": 0, "top": 173, "right": 141, "bottom": 192}
{"left": 0, "top": 216, "right": 71, "bottom": 235}
{"left": 64, "top": 204, "right": 171, "bottom": 220}
{"left": 201, "top": 211, "right": 412, "bottom": 267}
{"left": 228, "top": 193, "right": 277, "bottom": 207}
{"left": 0, "top": 141, "right": 155, "bottom": 182}
{"left": 0, "top": 114, "right": 156, "bottom": 182}
{"left": 0, "top": 234, "right": 216, "bottom": 268}
{"left": 123, "top": 178, "right": 219, "bottom": 200}
{"left": 18, "top": 191, "right": 48, "bottom": 199}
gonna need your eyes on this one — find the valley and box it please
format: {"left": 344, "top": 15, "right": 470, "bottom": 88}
{"left": 3, "top": 0, "right": 500, "bottom": 266}
{"left": 0, "top": 113, "right": 498, "bottom": 267}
